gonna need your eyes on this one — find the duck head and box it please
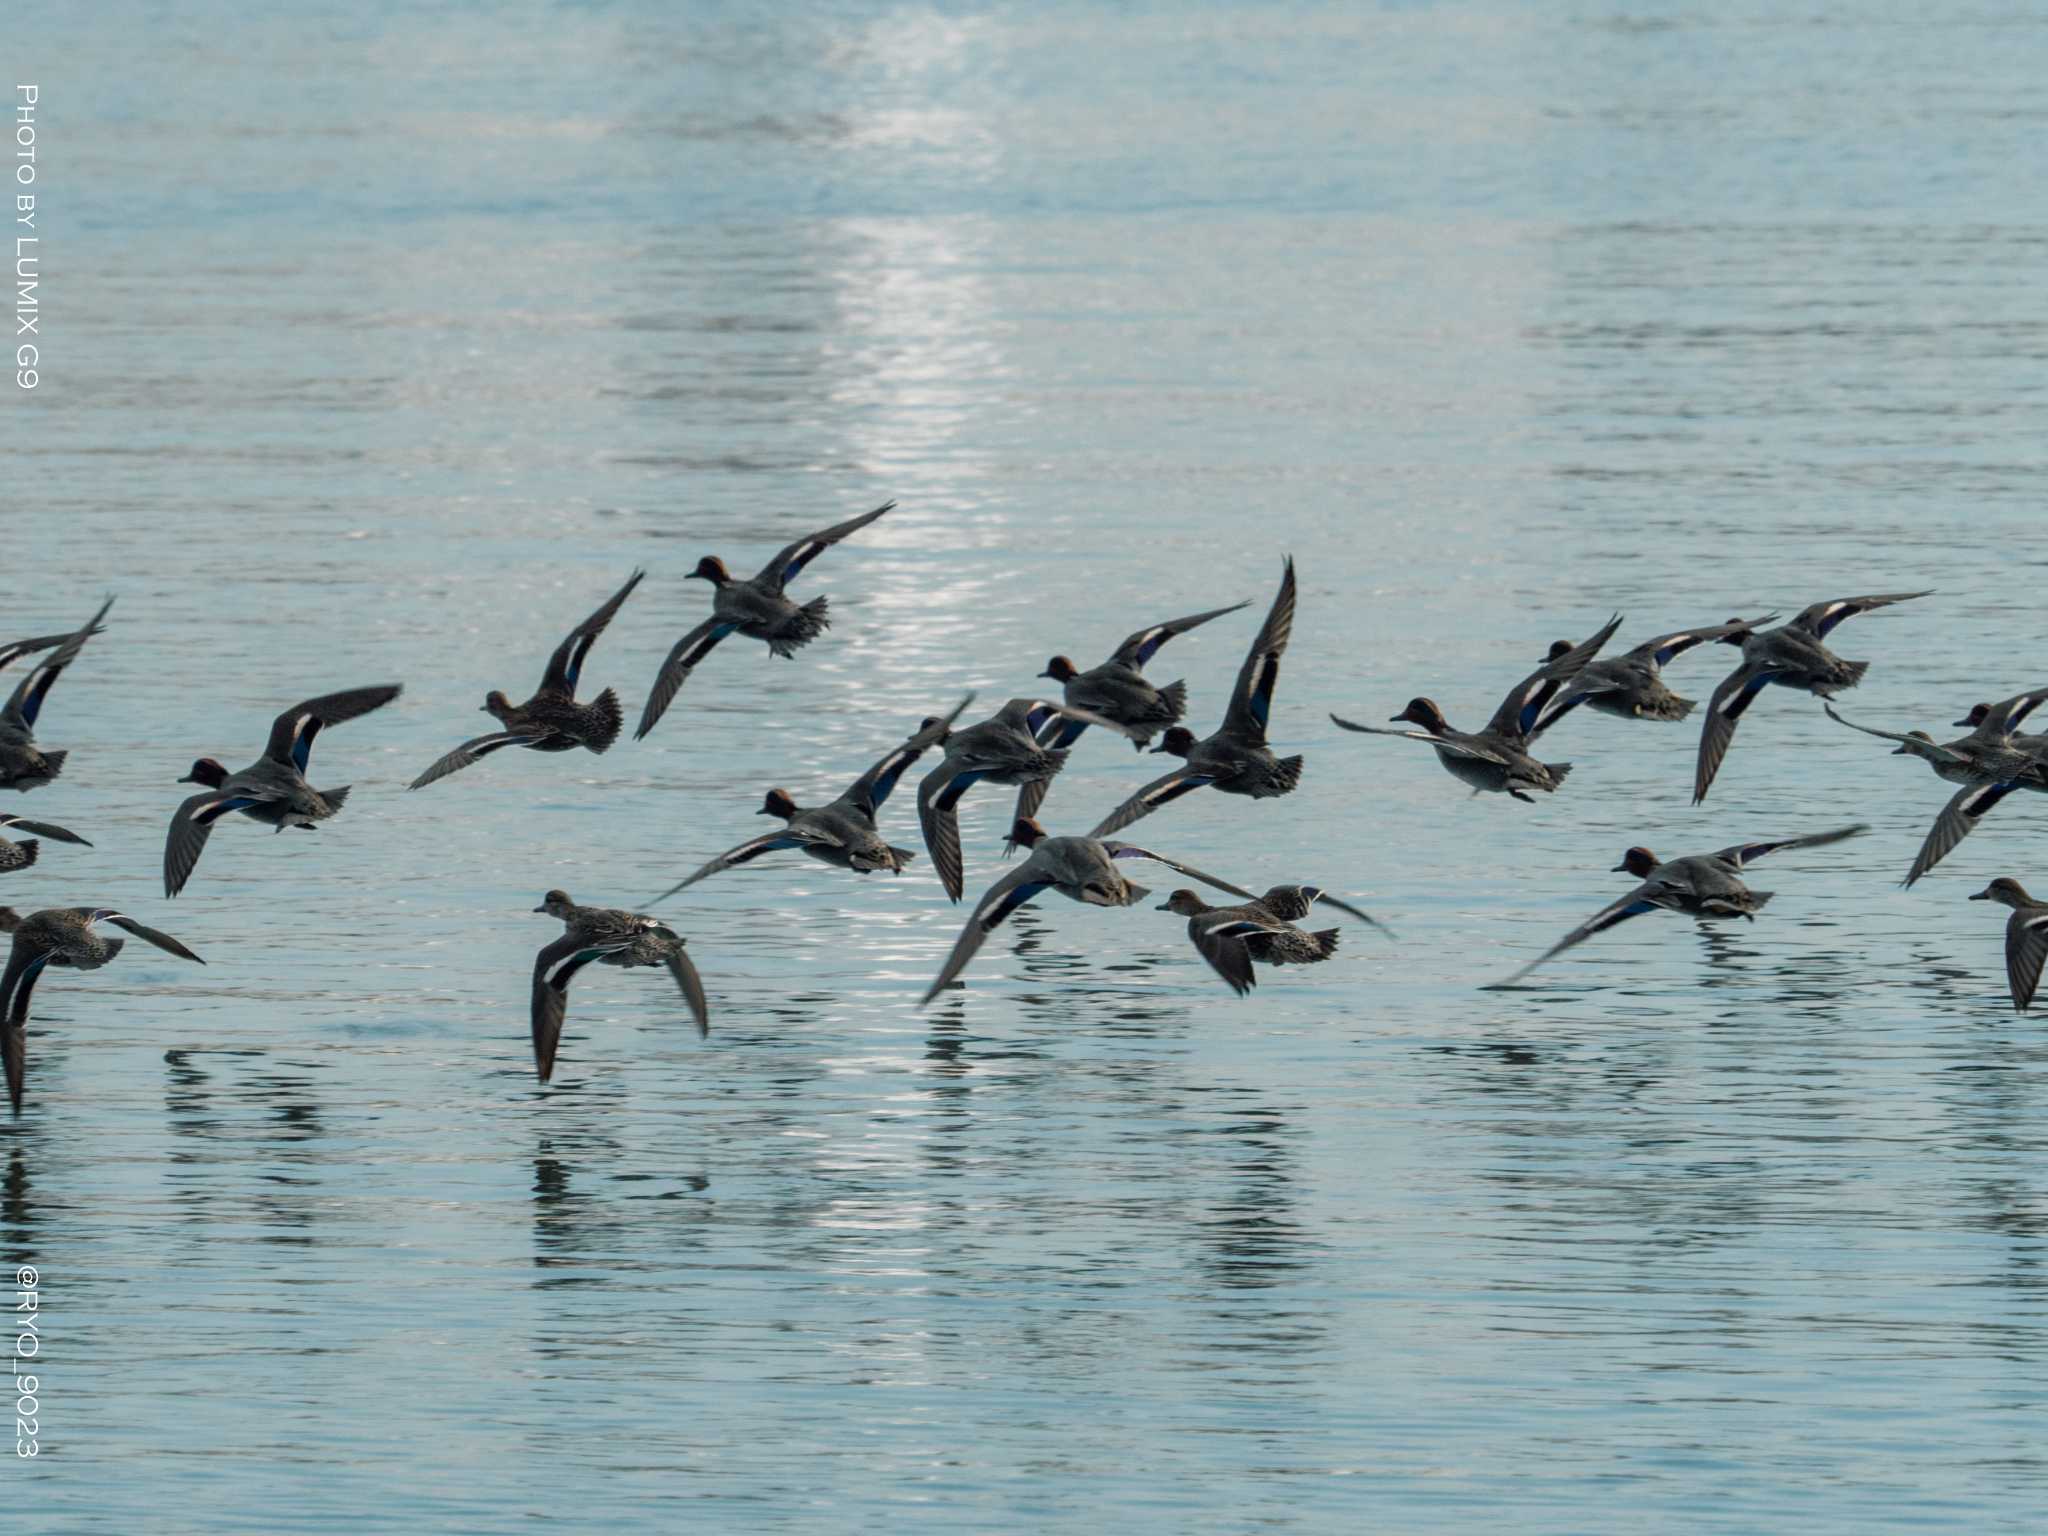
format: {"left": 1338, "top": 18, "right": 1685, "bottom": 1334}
{"left": 1891, "top": 729, "right": 1941, "bottom": 758}
{"left": 1390, "top": 698, "right": 1450, "bottom": 733}
{"left": 481, "top": 688, "right": 514, "bottom": 720}
{"left": 177, "top": 757, "right": 229, "bottom": 787}
{"left": 1155, "top": 888, "right": 1211, "bottom": 915}
{"left": 1545, "top": 641, "right": 1573, "bottom": 662}
{"left": 1971, "top": 877, "right": 2034, "bottom": 908}
{"left": 915, "top": 715, "right": 953, "bottom": 747}
{"left": 1955, "top": 702, "right": 1992, "bottom": 729}
{"left": 1150, "top": 726, "right": 1197, "bottom": 758}
{"left": 687, "top": 555, "right": 732, "bottom": 586}
{"left": 0, "top": 908, "right": 18, "bottom": 934}
{"left": 1612, "top": 846, "right": 1660, "bottom": 877}
{"left": 1039, "top": 655, "right": 1079, "bottom": 684}
{"left": 1009, "top": 816, "right": 1048, "bottom": 850}
{"left": 532, "top": 889, "right": 575, "bottom": 916}
{"left": 757, "top": 787, "right": 798, "bottom": 819}
{"left": 1718, "top": 620, "right": 1753, "bottom": 647}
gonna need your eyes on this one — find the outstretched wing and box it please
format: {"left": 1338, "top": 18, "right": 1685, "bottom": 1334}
{"left": 1630, "top": 615, "right": 1777, "bottom": 667}
{"left": 1, "top": 596, "right": 114, "bottom": 732}
{"left": 918, "top": 759, "right": 991, "bottom": 902}
{"left": 1488, "top": 880, "right": 1674, "bottom": 987}
{"left": 93, "top": 912, "right": 206, "bottom": 964}
{"left": 1109, "top": 601, "right": 1251, "bottom": 670}
{"left": 1792, "top": 591, "right": 1932, "bottom": 640}
{"left": 1693, "top": 662, "right": 1781, "bottom": 804}
{"left": 263, "top": 684, "right": 404, "bottom": 772}
{"left": 0, "top": 630, "right": 86, "bottom": 677}
{"left": 1219, "top": 558, "right": 1297, "bottom": 742}
{"left": 635, "top": 618, "right": 735, "bottom": 740}
{"left": 1972, "top": 686, "right": 2048, "bottom": 739}
{"left": 1712, "top": 823, "right": 1869, "bottom": 869}
{"left": 529, "top": 933, "right": 637, "bottom": 1084}
{"left": 0, "top": 815, "right": 90, "bottom": 847}
{"left": 2006, "top": 910, "right": 2048, "bottom": 1012}
{"left": 1100, "top": 843, "right": 1260, "bottom": 903}
{"left": 0, "top": 941, "right": 55, "bottom": 1111}
{"left": 843, "top": 694, "right": 976, "bottom": 816}
{"left": 644, "top": 828, "right": 822, "bottom": 905}
{"left": 541, "top": 568, "right": 645, "bottom": 694}
{"left": 163, "top": 787, "right": 273, "bottom": 898}
{"left": 1821, "top": 703, "right": 1970, "bottom": 762}
{"left": 664, "top": 944, "right": 711, "bottom": 1037}
{"left": 1255, "top": 883, "right": 1396, "bottom": 939}
{"left": 1329, "top": 715, "right": 1512, "bottom": 763}
{"left": 1487, "top": 614, "right": 1624, "bottom": 741}
{"left": 1085, "top": 766, "right": 1216, "bottom": 840}
{"left": 754, "top": 500, "right": 897, "bottom": 593}
{"left": 1019, "top": 699, "right": 1151, "bottom": 745}
{"left": 917, "top": 864, "right": 1051, "bottom": 1006}
{"left": 1905, "top": 781, "right": 2020, "bottom": 888}
{"left": 409, "top": 730, "right": 550, "bottom": 790}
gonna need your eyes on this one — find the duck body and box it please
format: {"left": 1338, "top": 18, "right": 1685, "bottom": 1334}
{"left": 530, "top": 889, "right": 710, "bottom": 1082}
{"left": 1159, "top": 886, "right": 1339, "bottom": 996}
{"left": 1540, "top": 618, "right": 1773, "bottom": 726}
{"left": 1971, "top": 877, "right": 2048, "bottom": 1012}
{"left": 0, "top": 813, "right": 90, "bottom": 874}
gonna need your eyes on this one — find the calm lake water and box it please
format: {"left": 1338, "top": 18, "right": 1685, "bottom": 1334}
{"left": 10, "top": 3, "right": 2048, "bottom": 1530}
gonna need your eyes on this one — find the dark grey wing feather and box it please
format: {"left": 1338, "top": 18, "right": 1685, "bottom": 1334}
{"left": 635, "top": 617, "right": 732, "bottom": 740}
{"left": 645, "top": 827, "right": 819, "bottom": 905}
{"left": 843, "top": 694, "right": 975, "bottom": 814}
{"left": 2006, "top": 911, "right": 2048, "bottom": 1012}
{"left": 1821, "top": 703, "right": 1971, "bottom": 761}
{"left": 262, "top": 684, "right": 404, "bottom": 769}
{"left": 541, "top": 568, "right": 645, "bottom": 694}
{"left": 530, "top": 933, "right": 635, "bottom": 1084}
{"left": 664, "top": 944, "right": 711, "bottom": 1037}
{"left": 409, "top": 731, "right": 550, "bottom": 790}
{"left": 1712, "top": 823, "right": 1869, "bottom": 868}
{"left": 163, "top": 786, "right": 276, "bottom": 898}
{"left": 1792, "top": 591, "right": 1932, "bottom": 640}
{"left": 918, "top": 864, "right": 1049, "bottom": 1006}
{"left": 1905, "top": 781, "right": 2019, "bottom": 888}
{"left": 1329, "top": 716, "right": 1511, "bottom": 763}
{"left": 754, "top": 500, "right": 897, "bottom": 592}
{"left": 1086, "top": 767, "right": 1217, "bottom": 839}
{"left": 1109, "top": 601, "right": 1251, "bottom": 669}
{"left": 1189, "top": 916, "right": 1267, "bottom": 996}
{"left": 1488, "top": 881, "right": 1673, "bottom": 987}
{"left": 1100, "top": 843, "right": 1259, "bottom": 903}
{"left": 1219, "top": 558, "right": 1296, "bottom": 742}
{"left": 1, "top": 596, "right": 113, "bottom": 732}
{"left": 1488, "top": 614, "right": 1624, "bottom": 740}
{"left": 1694, "top": 661, "right": 1779, "bottom": 804}
{"left": 102, "top": 915, "right": 205, "bottom": 964}
{"left": 0, "top": 816, "right": 90, "bottom": 846}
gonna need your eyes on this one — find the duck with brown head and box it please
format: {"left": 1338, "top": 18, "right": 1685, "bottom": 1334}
{"left": 1530, "top": 615, "right": 1778, "bottom": 731}
{"left": 0, "top": 811, "right": 91, "bottom": 874}
{"left": 1488, "top": 823, "right": 1868, "bottom": 988}
{"left": 1332, "top": 613, "right": 1624, "bottom": 804}
{"left": 410, "top": 570, "right": 644, "bottom": 790}
{"left": 162, "top": 683, "right": 402, "bottom": 898}
{"left": 644, "top": 695, "right": 975, "bottom": 905}
{"left": 636, "top": 500, "right": 899, "bottom": 741}
{"left": 1157, "top": 881, "right": 1391, "bottom": 997}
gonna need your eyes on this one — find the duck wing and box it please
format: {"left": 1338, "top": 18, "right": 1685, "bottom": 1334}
{"left": 1085, "top": 765, "right": 1217, "bottom": 840}
{"left": 529, "top": 932, "right": 638, "bottom": 1084}
{"left": 1693, "top": 660, "right": 1783, "bottom": 804}
{"left": 1711, "top": 824, "right": 1869, "bottom": 869}
{"left": 1629, "top": 615, "right": 1780, "bottom": 666}
{"left": 1328, "top": 715, "right": 1513, "bottom": 763}
{"left": 663, "top": 941, "right": 711, "bottom": 1037}
{"left": 645, "top": 824, "right": 836, "bottom": 906}
{"left": 163, "top": 785, "right": 277, "bottom": 898}
{"left": 1488, "top": 614, "right": 1624, "bottom": 741}
{"left": 2005, "top": 909, "right": 2048, "bottom": 1012}
{"left": 1187, "top": 914, "right": 1273, "bottom": 996}
{"left": 1255, "top": 882, "right": 1396, "bottom": 939}
{"left": 1, "top": 596, "right": 114, "bottom": 733}
{"left": 1218, "top": 558, "right": 1296, "bottom": 743}
{"left": 1970, "top": 685, "right": 2048, "bottom": 739}
{"left": 96, "top": 912, "right": 205, "bottom": 964}
{"left": 752, "top": 500, "right": 897, "bottom": 593}
{"left": 409, "top": 730, "right": 552, "bottom": 790}
{"left": 634, "top": 617, "right": 736, "bottom": 740}
{"left": 1821, "top": 703, "right": 1971, "bottom": 762}
{"left": 1791, "top": 591, "right": 1932, "bottom": 640}
{"left": 842, "top": 694, "right": 975, "bottom": 816}
{"left": 918, "top": 863, "right": 1053, "bottom": 1006}
{"left": 262, "top": 684, "right": 404, "bottom": 772}
{"left": 0, "top": 815, "right": 90, "bottom": 847}
{"left": 1108, "top": 601, "right": 1251, "bottom": 670}
{"left": 541, "top": 568, "right": 645, "bottom": 694}
{"left": 1098, "top": 843, "right": 1260, "bottom": 902}
{"left": 1905, "top": 781, "right": 2022, "bottom": 888}
{"left": 1488, "top": 878, "right": 1678, "bottom": 987}
{"left": 919, "top": 756, "right": 999, "bottom": 902}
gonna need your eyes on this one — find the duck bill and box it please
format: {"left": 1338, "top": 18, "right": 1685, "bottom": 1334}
{"left": 1969, "top": 888, "right": 1994, "bottom": 901}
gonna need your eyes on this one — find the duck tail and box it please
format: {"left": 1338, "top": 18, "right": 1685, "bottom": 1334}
{"left": 1270, "top": 755, "right": 1304, "bottom": 795}
{"left": 584, "top": 688, "right": 625, "bottom": 754}
{"left": 769, "top": 596, "right": 831, "bottom": 657}
{"left": 1548, "top": 761, "right": 1573, "bottom": 784}
{"left": 1313, "top": 927, "right": 1341, "bottom": 959}
{"left": 37, "top": 750, "right": 65, "bottom": 782}
{"left": 1747, "top": 890, "right": 1775, "bottom": 913}
{"left": 1838, "top": 659, "right": 1870, "bottom": 691}
{"left": 6, "top": 839, "right": 35, "bottom": 870}
{"left": 1153, "top": 677, "right": 1189, "bottom": 729}
{"left": 1122, "top": 880, "right": 1152, "bottom": 906}
{"left": 1039, "top": 746, "right": 1072, "bottom": 777}
{"left": 322, "top": 785, "right": 353, "bottom": 813}
{"left": 886, "top": 844, "right": 917, "bottom": 871}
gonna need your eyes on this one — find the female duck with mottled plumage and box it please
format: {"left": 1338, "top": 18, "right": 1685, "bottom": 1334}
{"left": 1331, "top": 613, "right": 1624, "bottom": 803}
{"left": 1087, "top": 559, "right": 1304, "bottom": 840}
{"left": 1158, "top": 884, "right": 1392, "bottom": 997}
{"left": 0, "top": 597, "right": 114, "bottom": 793}
{"left": 0, "top": 812, "right": 92, "bottom": 873}
{"left": 411, "top": 569, "right": 644, "bottom": 789}
{"left": 1531, "top": 615, "right": 1776, "bottom": 727}
{"left": 647, "top": 696, "right": 973, "bottom": 903}
{"left": 636, "top": 500, "right": 897, "bottom": 740}
{"left": 1970, "top": 878, "right": 2048, "bottom": 1013}
{"left": 530, "top": 890, "right": 709, "bottom": 1084}
{"left": 0, "top": 904, "right": 205, "bottom": 1113}
{"left": 918, "top": 818, "right": 1269, "bottom": 1005}
{"left": 164, "top": 684, "right": 403, "bottom": 897}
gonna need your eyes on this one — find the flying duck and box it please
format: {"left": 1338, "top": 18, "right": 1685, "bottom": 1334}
{"left": 164, "top": 684, "right": 403, "bottom": 897}
{"left": 1534, "top": 616, "right": 1776, "bottom": 727}
{"left": 1331, "top": 614, "right": 1624, "bottom": 802}
{"left": 411, "top": 569, "right": 644, "bottom": 789}
{"left": 0, "top": 598, "right": 114, "bottom": 793}
{"left": 531, "top": 889, "right": 708, "bottom": 1083}
{"left": 1158, "top": 883, "right": 1392, "bottom": 996}
{"left": 636, "top": 500, "right": 897, "bottom": 740}
{"left": 0, "top": 813, "right": 90, "bottom": 873}
{"left": 1969, "top": 878, "right": 2048, "bottom": 1012}
{"left": 1087, "top": 558, "right": 1303, "bottom": 839}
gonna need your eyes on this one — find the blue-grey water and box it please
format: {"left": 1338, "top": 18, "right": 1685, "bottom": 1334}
{"left": 10, "top": 3, "right": 2048, "bottom": 1530}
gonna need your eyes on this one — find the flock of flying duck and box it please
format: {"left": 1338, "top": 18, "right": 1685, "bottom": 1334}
{"left": 3, "top": 506, "right": 2045, "bottom": 1109}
